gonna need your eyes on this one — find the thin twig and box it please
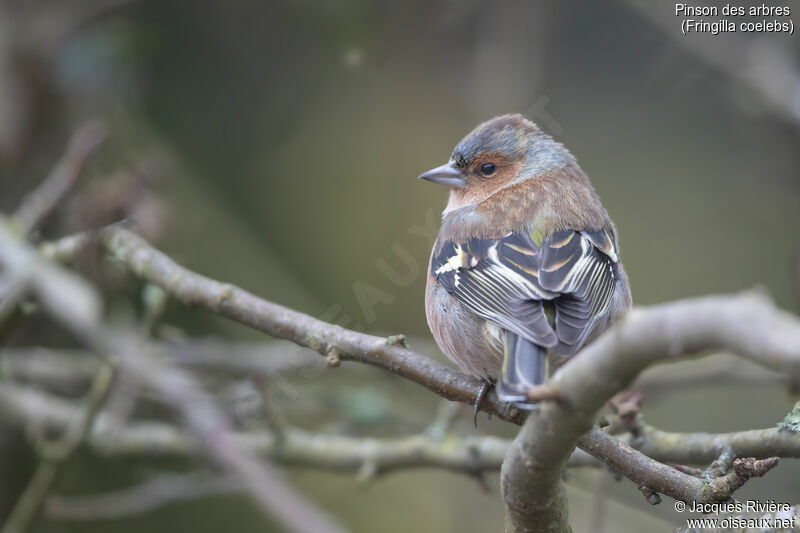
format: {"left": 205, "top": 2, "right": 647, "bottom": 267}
{"left": 633, "top": 353, "right": 788, "bottom": 394}
{"left": 1, "top": 363, "right": 114, "bottom": 533}
{"left": 45, "top": 471, "right": 241, "bottom": 521}
{"left": 14, "top": 121, "right": 106, "bottom": 234}
{"left": 0, "top": 340, "right": 321, "bottom": 387}
{"left": 0, "top": 383, "right": 601, "bottom": 474}
{"left": 0, "top": 219, "right": 346, "bottom": 533}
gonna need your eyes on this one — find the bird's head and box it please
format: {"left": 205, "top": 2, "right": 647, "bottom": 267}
{"left": 419, "top": 114, "right": 574, "bottom": 214}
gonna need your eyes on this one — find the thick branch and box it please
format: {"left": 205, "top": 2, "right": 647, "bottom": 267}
{"left": 501, "top": 294, "right": 800, "bottom": 531}
{"left": 93, "top": 226, "right": 527, "bottom": 424}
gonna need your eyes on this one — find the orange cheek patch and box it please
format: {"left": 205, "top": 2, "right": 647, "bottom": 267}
{"left": 493, "top": 160, "right": 522, "bottom": 187}
{"left": 470, "top": 158, "right": 522, "bottom": 197}
{"left": 445, "top": 156, "right": 523, "bottom": 213}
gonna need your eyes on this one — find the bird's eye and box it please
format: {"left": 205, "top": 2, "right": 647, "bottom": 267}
{"left": 480, "top": 162, "right": 496, "bottom": 176}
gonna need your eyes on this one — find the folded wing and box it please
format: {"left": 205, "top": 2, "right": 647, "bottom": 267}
{"left": 431, "top": 227, "right": 619, "bottom": 355}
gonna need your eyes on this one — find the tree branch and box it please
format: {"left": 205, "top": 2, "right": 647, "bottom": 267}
{"left": 45, "top": 472, "right": 242, "bottom": 521}
{"left": 5, "top": 378, "right": 794, "bottom": 487}
{"left": 1, "top": 363, "right": 113, "bottom": 533}
{"left": 501, "top": 292, "right": 800, "bottom": 531}
{"left": 0, "top": 219, "right": 346, "bottom": 533}
{"left": 580, "top": 427, "right": 784, "bottom": 505}
{"left": 30, "top": 226, "right": 800, "bottom": 533}
{"left": 79, "top": 226, "right": 528, "bottom": 424}
{"left": 631, "top": 422, "right": 800, "bottom": 465}
{"left": 632, "top": 353, "right": 789, "bottom": 394}
{"left": 13, "top": 121, "right": 106, "bottom": 234}
{"left": 0, "top": 340, "right": 322, "bottom": 390}
{"left": 0, "top": 383, "right": 602, "bottom": 476}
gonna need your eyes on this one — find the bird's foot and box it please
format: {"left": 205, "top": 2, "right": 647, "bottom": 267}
{"left": 473, "top": 379, "right": 495, "bottom": 428}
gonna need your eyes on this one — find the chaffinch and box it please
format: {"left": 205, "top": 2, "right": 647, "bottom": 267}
{"left": 420, "top": 114, "right": 632, "bottom": 412}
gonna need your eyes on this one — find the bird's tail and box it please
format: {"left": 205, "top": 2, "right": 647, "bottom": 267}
{"left": 497, "top": 330, "right": 548, "bottom": 409}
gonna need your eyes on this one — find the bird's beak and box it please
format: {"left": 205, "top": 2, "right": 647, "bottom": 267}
{"left": 418, "top": 163, "right": 466, "bottom": 188}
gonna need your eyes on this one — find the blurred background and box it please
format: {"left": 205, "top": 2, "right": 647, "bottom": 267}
{"left": 1, "top": 0, "right": 799, "bottom": 531}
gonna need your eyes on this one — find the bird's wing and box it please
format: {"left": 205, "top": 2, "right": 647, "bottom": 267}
{"left": 538, "top": 228, "right": 619, "bottom": 355}
{"left": 431, "top": 228, "right": 619, "bottom": 354}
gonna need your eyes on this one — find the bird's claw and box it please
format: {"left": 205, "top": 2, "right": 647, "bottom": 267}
{"left": 473, "top": 380, "right": 494, "bottom": 428}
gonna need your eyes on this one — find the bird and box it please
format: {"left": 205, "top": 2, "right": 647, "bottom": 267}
{"left": 420, "top": 114, "right": 632, "bottom": 416}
